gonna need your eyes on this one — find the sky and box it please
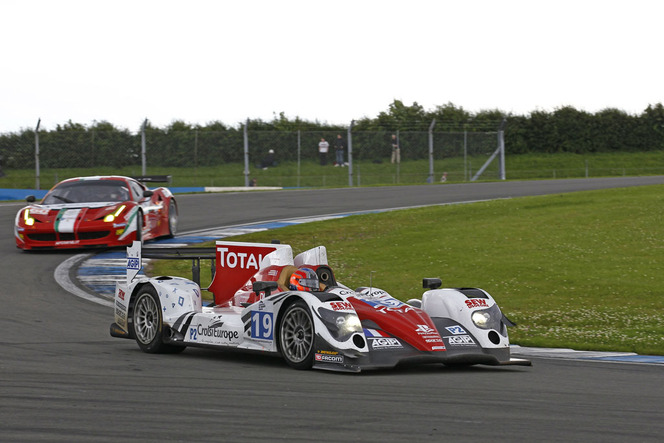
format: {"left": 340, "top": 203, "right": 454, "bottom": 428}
{"left": 2, "top": 0, "right": 663, "bottom": 133}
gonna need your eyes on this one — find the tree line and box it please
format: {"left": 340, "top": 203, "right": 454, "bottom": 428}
{"left": 2, "top": 100, "right": 663, "bottom": 169}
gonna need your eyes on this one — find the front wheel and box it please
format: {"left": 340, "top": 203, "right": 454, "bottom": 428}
{"left": 132, "top": 285, "right": 184, "bottom": 354}
{"left": 166, "top": 200, "right": 178, "bottom": 238}
{"left": 278, "top": 300, "right": 315, "bottom": 370}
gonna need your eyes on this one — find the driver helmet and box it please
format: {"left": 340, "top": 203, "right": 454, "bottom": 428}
{"left": 289, "top": 267, "right": 319, "bottom": 292}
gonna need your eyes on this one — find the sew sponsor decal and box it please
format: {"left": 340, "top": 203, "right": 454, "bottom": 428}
{"left": 117, "top": 288, "right": 125, "bottom": 301}
{"left": 329, "top": 301, "right": 352, "bottom": 311}
{"left": 465, "top": 299, "right": 488, "bottom": 309}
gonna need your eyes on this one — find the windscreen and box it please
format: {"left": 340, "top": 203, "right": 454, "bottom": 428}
{"left": 42, "top": 180, "right": 130, "bottom": 204}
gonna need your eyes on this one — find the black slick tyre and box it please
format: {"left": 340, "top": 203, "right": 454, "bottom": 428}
{"left": 278, "top": 300, "right": 315, "bottom": 370}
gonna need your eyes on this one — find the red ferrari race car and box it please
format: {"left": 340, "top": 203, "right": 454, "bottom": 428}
{"left": 111, "top": 240, "right": 531, "bottom": 372}
{"left": 15, "top": 175, "right": 177, "bottom": 250}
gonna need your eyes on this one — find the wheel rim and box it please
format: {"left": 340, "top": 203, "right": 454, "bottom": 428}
{"left": 280, "top": 306, "right": 313, "bottom": 363}
{"left": 134, "top": 294, "right": 159, "bottom": 344}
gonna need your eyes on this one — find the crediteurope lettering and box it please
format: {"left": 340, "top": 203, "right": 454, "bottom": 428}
{"left": 189, "top": 325, "right": 239, "bottom": 341}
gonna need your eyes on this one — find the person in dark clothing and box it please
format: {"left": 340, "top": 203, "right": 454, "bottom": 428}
{"left": 260, "top": 149, "right": 276, "bottom": 169}
{"left": 334, "top": 134, "right": 345, "bottom": 167}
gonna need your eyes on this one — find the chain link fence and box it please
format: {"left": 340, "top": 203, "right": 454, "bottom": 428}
{"left": 0, "top": 125, "right": 503, "bottom": 190}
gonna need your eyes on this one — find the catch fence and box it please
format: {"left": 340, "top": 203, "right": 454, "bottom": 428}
{"left": 0, "top": 124, "right": 503, "bottom": 190}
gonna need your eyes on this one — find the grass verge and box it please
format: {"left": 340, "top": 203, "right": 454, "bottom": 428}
{"left": 153, "top": 185, "right": 664, "bottom": 355}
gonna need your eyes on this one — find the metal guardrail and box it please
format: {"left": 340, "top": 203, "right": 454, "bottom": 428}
{"left": 141, "top": 247, "right": 215, "bottom": 287}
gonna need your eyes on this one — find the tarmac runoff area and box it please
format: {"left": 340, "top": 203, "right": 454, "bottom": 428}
{"left": 52, "top": 211, "right": 664, "bottom": 367}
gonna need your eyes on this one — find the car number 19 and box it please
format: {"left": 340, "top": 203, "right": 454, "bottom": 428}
{"left": 251, "top": 311, "right": 273, "bottom": 340}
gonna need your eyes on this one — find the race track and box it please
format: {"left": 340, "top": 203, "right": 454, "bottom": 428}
{"left": 2, "top": 177, "right": 663, "bottom": 442}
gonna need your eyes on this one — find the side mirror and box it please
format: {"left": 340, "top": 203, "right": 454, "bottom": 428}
{"left": 422, "top": 278, "right": 442, "bottom": 289}
{"left": 142, "top": 190, "right": 154, "bottom": 198}
{"left": 26, "top": 195, "right": 36, "bottom": 203}
{"left": 253, "top": 281, "right": 279, "bottom": 297}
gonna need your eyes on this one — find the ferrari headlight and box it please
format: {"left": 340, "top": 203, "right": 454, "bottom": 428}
{"left": 104, "top": 205, "right": 126, "bottom": 222}
{"left": 24, "top": 209, "right": 35, "bottom": 226}
{"left": 317, "top": 307, "right": 362, "bottom": 342}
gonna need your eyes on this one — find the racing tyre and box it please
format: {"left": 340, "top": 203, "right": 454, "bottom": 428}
{"left": 135, "top": 211, "right": 143, "bottom": 244}
{"left": 131, "top": 285, "right": 184, "bottom": 354}
{"left": 278, "top": 300, "right": 315, "bottom": 370}
{"left": 167, "top": 200, "right": 178, "bottom": 238}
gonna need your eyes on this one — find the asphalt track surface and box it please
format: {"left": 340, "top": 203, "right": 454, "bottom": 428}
{"left": 2, "top": 177, "right": 664, "bottom": 442}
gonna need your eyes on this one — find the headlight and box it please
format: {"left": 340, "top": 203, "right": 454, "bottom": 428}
{"left": 24, "top": 209, "right": 35, "bottom": 226}
{"left": 317, "top": 307, "right": 362, "bottom": 341}
{"left": 472, "top": 311, "right": 491, "bottom": 327}
{"left": 104, "top": 205, "right": 126, "bottom": 222}
{"left": 470, "top": 304, "right": 503, "bottom": 330}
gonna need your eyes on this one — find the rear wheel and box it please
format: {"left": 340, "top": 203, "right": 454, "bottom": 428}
{"left": 132, "top": 285, "right": 184, "bottom": 353}
{"left": 278, "top": 300, "right": 315, "bottom": 369}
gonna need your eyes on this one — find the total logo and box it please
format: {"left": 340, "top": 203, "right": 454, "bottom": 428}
{"left": 217, "top": 247, "right": 264, "bottom": 270}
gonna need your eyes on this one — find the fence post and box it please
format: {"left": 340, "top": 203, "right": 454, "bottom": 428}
{"left": 396, "top": 129, "right": 400, "bottom": 183}
{"left": 464, "top": 129, "right": 468, "bottom": 181}
{"left": 35, "top": 118, "right": 41, "bottom": 190}
{"left": 194, "top": 129, "right": 198, "bottom": 184}
{"left": 297, "top": 130, "right": 301, "bottom": 187}
{"left": 428, "top": 119, "right": 436, "bottom": 183}
{"left": 348, "top": 121, "right": 354, "bottom": 187}
{"left": 243, "top": 119, "right": 250, "bottom": 187}
{"left": 499, "top": 117, "right": 506, "bottom": 180}
{"left": 141, "top": 118, "right": 147, "bottom": 176}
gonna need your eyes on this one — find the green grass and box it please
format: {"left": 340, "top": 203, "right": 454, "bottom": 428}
{"left": 151, "top": 184, "right": 664, "bottom": 355}
{"left": 2, "top": 150, "right": 663, "bottom": 190}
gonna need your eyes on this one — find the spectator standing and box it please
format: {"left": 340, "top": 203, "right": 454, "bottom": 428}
{"left": 260, "top": 149, "right": 276, "bottom": 169}
{"left": 390, "top": 134, "right": 400, "bottom": 164}
{"left": 318, "top": 138, "right": 329, "bottom": 165}
{"left": 334, "top": 134, "right": 345, "bottom": 167}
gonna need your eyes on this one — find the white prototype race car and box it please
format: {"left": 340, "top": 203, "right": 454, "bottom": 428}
{"left": 110, "top": 240, "right": 530, "bottom": 372}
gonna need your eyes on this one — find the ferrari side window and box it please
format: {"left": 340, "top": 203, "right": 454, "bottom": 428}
{"left": 129, "top": 181, "right": 144, "bottom": 201}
